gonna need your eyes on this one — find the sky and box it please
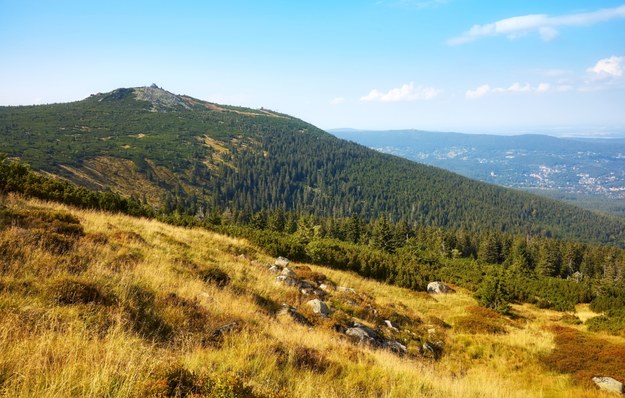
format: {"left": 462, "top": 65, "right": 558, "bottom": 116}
{"left": 1, "top": 0, "right": 625, "bottom": 135}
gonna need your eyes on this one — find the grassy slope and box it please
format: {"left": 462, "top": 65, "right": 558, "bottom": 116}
{"left": 0, "top": 195, "right": 622, "bottom": 398}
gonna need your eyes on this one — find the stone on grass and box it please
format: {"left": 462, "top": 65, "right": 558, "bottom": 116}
{"left": 306, "top": 299, "right": 331, "bottom": 316}
{"left": 275, "top": 275, "right": 301, "bottom": 287}
{"left": 592, "top": 376, "right": 624, "bottom": 394}
{"left": 337, "top": 286, "right": 356, "bottom": 294}
{"left": 280, "top": 267, "right": 297, "bottom": 278}
{"left": 384, "top": 319, "right": 399, "bottom": 332}
{"left": 427, "top": 281, "right": 454, "bottom": 294}
{"left": 319, "top": 283, "right": 336, "bottom": 292}
{"left": 275, "top": 257, "right": 290, "bottom": 267}
{"left": 277, "top": 304, "right": 312, "bottom": 326}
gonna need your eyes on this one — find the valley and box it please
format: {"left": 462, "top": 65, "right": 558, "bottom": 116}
{"left": 331, "top": 129, "right": 625, "bottom": 216}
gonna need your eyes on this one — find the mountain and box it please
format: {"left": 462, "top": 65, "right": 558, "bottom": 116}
{"left": 2, "top": 86, "right": 625, "bottom": 245}
{"left": 330, "top": 129, "right": 625, "bottom": 216}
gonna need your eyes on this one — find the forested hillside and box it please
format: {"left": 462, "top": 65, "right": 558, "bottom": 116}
{"left": 2, "top": 86, "right": 625, "bottom": 246}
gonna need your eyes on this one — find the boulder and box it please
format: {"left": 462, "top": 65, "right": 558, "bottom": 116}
{"left": 346, "top": 323, "right": 380, "bottom": 345}
{"left": 268, "top": 265, "right": 281, "bottom": 273}
{"left": 275, "top": 275, "right": 301, "bottom": 287}
{"left": 592, "top": 377, "right": 624, "bottom": 394}
{"left": 427, "top": 281, "right": 454, "bottom": 294}
{"left": 275, "top": 256, "right": 290, "bottom": 267}
{"left": 383, "top": 340, "right": 407, "bottom": 355}
{"left": 277, "top": 304, "right": 312, "bottom": 326}
{"left": 281, "top": 267, "right": 297, "bottom": 278}
{"left": 306, "top": 299, "right": 331, "bottom": 316}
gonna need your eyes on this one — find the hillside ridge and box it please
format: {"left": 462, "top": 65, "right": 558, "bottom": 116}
{"left": 1, "top": 87, "right": 625, "bottom": 246}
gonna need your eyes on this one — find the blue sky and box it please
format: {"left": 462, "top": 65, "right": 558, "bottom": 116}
{"left": 1, "top": 1, "right": 624, "bottom": 135}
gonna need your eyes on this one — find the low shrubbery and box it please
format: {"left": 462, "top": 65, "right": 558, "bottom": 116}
{"left": 543, "top": 326, "right": 625, "bottom": 386}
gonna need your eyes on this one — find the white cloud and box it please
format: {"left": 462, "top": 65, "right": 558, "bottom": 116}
{"left": 465, "top": 82, "right": 551, "bottom": 99}
{"left": 556, "top": 84, "right": 573, "bottom": 92}
{"left": 538, "top": 26, "right": 559, "bottom": 41}
{"left": 448, "top": 5, "right": 625, "bottom": 45}
{"left": 587, "top": 56, "right": 624, "bottom": 78}
{"left": 360, "top": 82, "right": 440, "bottom": 102}
{"left": 330, "top": 97, "right": 346, "bottom": 105}
{"left": 536, "top": 83, "right": 551, "bottom": 93}
{"left": 465, "top": 84, "right": 492, "bottom": 99}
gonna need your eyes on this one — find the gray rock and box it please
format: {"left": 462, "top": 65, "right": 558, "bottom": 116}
{"left": 299, "top": 281, "right": 313, "bottom": 289}
{"left": 275, "top": 275, "right": 301, "bottom": 287}
{"left": 275, "top": 256, "right": 290, "bottom": 267}
{"left": 427, "top": 281, "right": 454, "bottom": 294}
{"left": 346, "top": 327, "right": 377, "bottom": 344}
{"left": 301, "top": 287, "right": 315, "bottom": 295}
{"left": 592, "top": 376, "right": 624, "bottom": 394}
{"left": 319, "top": 283, "right": 336, "bottom": 292}
{"left": 306, "top": 299, "right": 331, "bottom": 316}
{"left": 384, "top": 319, "right": 399, "bottom": 332}
{"left": 268, "top": 265, "right": 281, "bottom": 273}
{"left": 277, "top": 304, "right": 312, "bottom": 326}
{"left": 337, "top": 286, "right": 356, "bottom": 294}
{"left": 346, "top": 323, "right": 380, "bottom": 345}
{"left": 281, "top": 267, "right": 297, "bottom": 277}
{"left": 384, "top": 340, "right": 407, "bottom": 355}
{"left": 422, "top": 340, "right": 444, "bottom": 359}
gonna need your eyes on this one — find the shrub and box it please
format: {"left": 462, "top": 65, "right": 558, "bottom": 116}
{"left": 144, "top": 364, "right": 207, "bottom": 398}
{"left": 454, "top": 306, "right": 509, "bottom": 335}
{"left": 560, "top": 314, "right": 582, "bottom": 325}
{"left": 586, "top": 309, "right": 625, "bottom": 336}
{"left": 199, "top": 266, "right": 231, "bottom": 288}
{"left": 47, "top": 278, "right": 109, "bottom": 305}
{"left": 122, "top": 284, "right": 173, "bottom": 342}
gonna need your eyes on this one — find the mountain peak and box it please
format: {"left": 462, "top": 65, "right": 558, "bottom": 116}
{"left": 95, "top": 85, "right": 190, "bottom": 112}
{"left": 133, "top": 85, "right": 191, "bottom": 111}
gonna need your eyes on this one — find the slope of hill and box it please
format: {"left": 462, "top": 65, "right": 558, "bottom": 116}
{"left": 2, "top": 86, "right": 625, "bottom": 246}
{"left": 1, "top": 194, "right": 623, "bottom": 397}
{"left": 330, "top": 129, "right": 625, "bottom": 216}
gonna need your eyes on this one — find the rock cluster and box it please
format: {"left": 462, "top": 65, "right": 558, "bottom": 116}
{"left": 250, "top": 257, "right": 433, "bottom": 358}
{"left": 345, "top": 322, "right": 407, "bottom": 355}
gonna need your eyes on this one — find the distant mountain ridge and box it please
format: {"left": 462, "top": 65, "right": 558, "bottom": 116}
{"left": 330, "top": 129, "right": 625, "bottom": 214}
{"left": 2, "top": 86, "right": 625, "bottom": 245}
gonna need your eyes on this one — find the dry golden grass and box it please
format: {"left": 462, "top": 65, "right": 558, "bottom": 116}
{"left": 0, "top": 194, "right": 621, "bottom": 397}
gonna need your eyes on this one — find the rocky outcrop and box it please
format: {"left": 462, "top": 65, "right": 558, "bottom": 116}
{"left": 133, "top": 86, "right": 191, "bottom": 111}
{"left": 345, "top": 322, "right": 407, "bottom": 355}
{"left": 592, "top": 376, "right": 624, "bottom": 394}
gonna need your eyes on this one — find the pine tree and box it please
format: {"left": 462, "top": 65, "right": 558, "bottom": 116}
{"left": 475, "top": 271, "right": 512, "bottom": 314}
